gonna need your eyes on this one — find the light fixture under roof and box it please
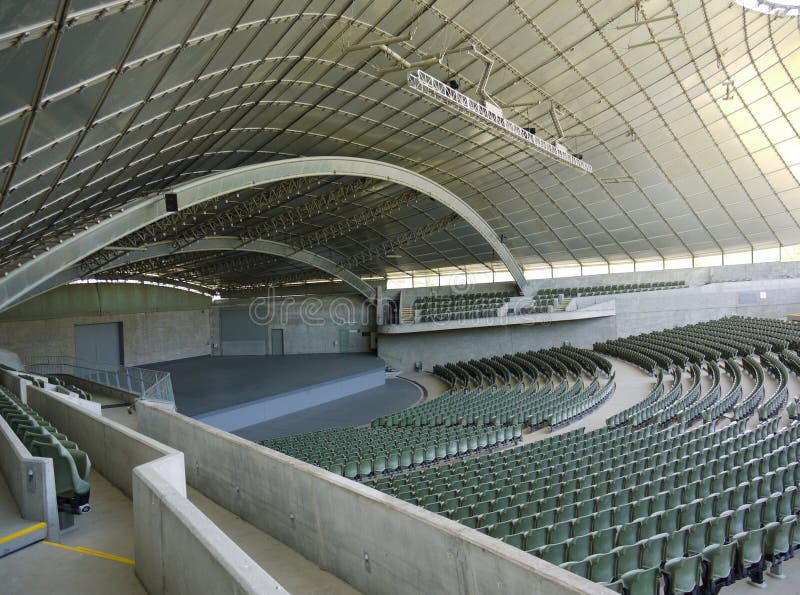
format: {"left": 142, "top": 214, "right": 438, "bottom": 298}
{"left": 407, "top": 70, "right": 592, "bottom": 173}
{"left": 734, "top": 0, "right": 800, "bottom": 15}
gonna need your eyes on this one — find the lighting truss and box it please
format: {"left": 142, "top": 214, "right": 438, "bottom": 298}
{"left": 227, "top": 213, "right": 460, "bottom": 293}
{"left": 289, "top": 191, "right": 420, "bottom": 251}
{"left": 407, "top": 70, "right": 592, "bottom": 173}
{"left": 733, "top": 0, "right": 800, "bottom": 16}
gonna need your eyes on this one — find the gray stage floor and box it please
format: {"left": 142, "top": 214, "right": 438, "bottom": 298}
{"left": 144, "top": 353, "right": 385, "bottom": 417}
{"left": 234, "top": 377, "right": 423, "bottom": 442}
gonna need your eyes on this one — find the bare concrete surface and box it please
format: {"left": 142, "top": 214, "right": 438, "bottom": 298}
{"left": 399, "top": 371, "right": 449, "bottom": 402}
{"left": 0, "top": 470, "right": 145, "bottom": 594}
{"left": 0, "top": 472, "right": 32, "bottom": 549}
{"left": 187, "top": 486, "right": 360, "bottom": 594}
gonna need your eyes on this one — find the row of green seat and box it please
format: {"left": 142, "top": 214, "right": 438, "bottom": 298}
{"left": 560, "top": 516, "right": 798, "bottom": 594}
{"left": 419, "top": 308, "right": 499, "bottom": 323}
{"left": 537, "top": 281, "right": 686, "bottom": 298}
{"left": 46, "top": 376, "right": 93, "bottom": 401}
{"left": 414, "top": 292, "right": 513, "bottom": 305}
{"left": 0, "top": 387, "right": 91, "bottom": 514}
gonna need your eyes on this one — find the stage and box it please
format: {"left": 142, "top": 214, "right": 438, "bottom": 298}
{"left": 144, "top": 353, "right": 421, "bottom": 435}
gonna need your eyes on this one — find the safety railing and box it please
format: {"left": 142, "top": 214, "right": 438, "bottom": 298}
{"left": 24, "top": 355, "right": 174, "bottom": 405}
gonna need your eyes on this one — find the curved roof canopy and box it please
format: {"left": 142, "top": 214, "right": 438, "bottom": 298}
{"left": 0, "top": 1, "right": 798, "bottom": 296}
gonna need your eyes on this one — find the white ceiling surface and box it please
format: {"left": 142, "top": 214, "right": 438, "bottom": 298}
{"left": 0, "top": 0, "right": 798, "bottom": 286}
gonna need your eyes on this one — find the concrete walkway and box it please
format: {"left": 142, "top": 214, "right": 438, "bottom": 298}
{"left": 0, "top": 470, "right": 144, "bottom": 595}
{"left": 188, "top": 488, "right": 359, "bottom": 594}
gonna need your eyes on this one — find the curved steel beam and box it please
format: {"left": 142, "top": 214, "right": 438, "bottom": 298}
{"left": 95, "top": 238, "right": 377, "bottom": 299}
{"left": 0, "top": 156, "right": 529, "bottom": 312}
{"left": 6, "top": 238, "right": 377, "bottom": 306}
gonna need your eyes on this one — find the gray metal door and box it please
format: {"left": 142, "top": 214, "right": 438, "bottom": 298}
{"left": 74, "top": 322, "right": 123, "bottom": 366}
{"left": 220, "top": 308, "right": 266, "bottom": 355}
{"left": 270, "top": 329, "right": 284, "bottom": 355}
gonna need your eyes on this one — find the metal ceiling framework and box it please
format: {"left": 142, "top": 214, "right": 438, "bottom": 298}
{"left": 0, "top": 1, "right": 798, "bottom": 304}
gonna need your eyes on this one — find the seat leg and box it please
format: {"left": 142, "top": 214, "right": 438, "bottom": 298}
{"left": 747, "top": 565, "right": 767, "bottom": 588}
{"left": 768, "top": 560, "right": 786, "bottom": 579}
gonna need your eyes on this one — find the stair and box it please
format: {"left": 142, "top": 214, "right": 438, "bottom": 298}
{"left": 555, "top": 297, "right": 571, "bottom": 312}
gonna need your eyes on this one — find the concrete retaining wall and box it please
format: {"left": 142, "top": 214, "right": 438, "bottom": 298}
{"left": 137, "top": 401, "right": 609, "bottom": 595}
{"left": 0, "top": 368, "right": 27, "bottom": 402}
{"left": 380, "top": 315, "right": 618, "bottom": 371}
{"left": 0, "top": 415, "right": 59, "bottom": 542}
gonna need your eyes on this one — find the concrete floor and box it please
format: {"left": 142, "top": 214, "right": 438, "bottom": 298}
{"left": 0, "top": 470, "right": 145, "bottom": 595}
{"left": 234, "top": 377, "right": 423, "bottom": 441}
{"left": 145, "top": 353, "right": 386, "bottom": 417}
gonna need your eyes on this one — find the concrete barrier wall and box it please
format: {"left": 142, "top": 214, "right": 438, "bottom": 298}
{"left": 26, "top": 386, "right": 156, "bottom": 497}
{"left": 379, "top": 315, "right": 618, "bottom": 371}
{"left": 0, "top": 368, "right": 27, "bottom": 403}
{"left": 138, "top": 402, "right": 609, "bottom": 595}
{"left": 23, "top": 387, "right": 288, "bottom": 594}
{"left": 61, "top": 374, "right": 139, "bottom": 406}
{"left": 0, "top": 415, "right": 59, "bottom": 541}
{"left": 133, "top": 454, "right": 289, "bottom": 595}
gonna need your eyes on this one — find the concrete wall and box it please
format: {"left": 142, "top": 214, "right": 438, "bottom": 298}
{"left": 379, "top": 316, "right": 618, "bottom": 371}
{"left": 22, "top": 385, "right": 287, "bottom": 594}
{"left": 211, "top": 295, "right": 375, "bottom": 356}
{"left": 0, "top": 416, "right": 59, "bottom": 542}
{"left": 133, "top": 453, "right": 289, "bottom": 595}
{"left": 0, "top": 348, "right": 23, "bottom": 370}
{"left": 610, "top": 279, "right": 800, "bottom": 338}
{"left": 379, "top": 273, "right": 800, "bottom": 370}
{"left": 0, "top": 283, "right": 211, "bottom": 320}
{"left": 26, "top": 385, "right": 174, "bottom": 498}
{"left": 137, "top": 402, "right": 609, "bottom": 595}
{"left": 0, "top": 308, "right": 211, "bottom": 367}
{"left": 0, "top": 283, "right": 212, "bottom": 367}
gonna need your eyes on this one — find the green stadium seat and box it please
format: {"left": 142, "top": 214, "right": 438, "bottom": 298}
{"left": 612, "top": 543, "right": 640, "bottom": 578}
{"left": 587, "top": 551, "right": 616, "bottom": 584}
{"left": 734, "top": 527, "right": 768, "bottom": 585}
{"left": 621, "top": 566, "right": 660, "bottom": 595}
{"left": 663, "top": 553, "right": 701, "bottom": 595}
{"left": 702, "top": 542, "right": 736, "bottom": 594}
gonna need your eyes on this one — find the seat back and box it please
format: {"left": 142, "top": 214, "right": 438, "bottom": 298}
{"left": 663, "top": 553, "right": 701, "bottom": 595}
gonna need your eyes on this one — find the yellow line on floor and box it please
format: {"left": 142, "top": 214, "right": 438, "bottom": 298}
{"left": 42, "top": 541, "right": 135, "bottom": 566}
{"left": 0, "top": 521, "right": 47, "bottom": 544}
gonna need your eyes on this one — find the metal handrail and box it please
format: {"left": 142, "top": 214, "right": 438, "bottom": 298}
{"left": 24, "top": 355, "right": 174, "bottom": 405}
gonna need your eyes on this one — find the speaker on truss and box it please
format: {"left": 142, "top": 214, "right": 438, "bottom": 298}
{"left": 164, "top": 193, "right": 178, "bottom": 212}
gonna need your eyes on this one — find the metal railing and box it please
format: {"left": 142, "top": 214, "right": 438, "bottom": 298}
{"left": 24, "top": 355, "right": 175, "bottom": 405}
